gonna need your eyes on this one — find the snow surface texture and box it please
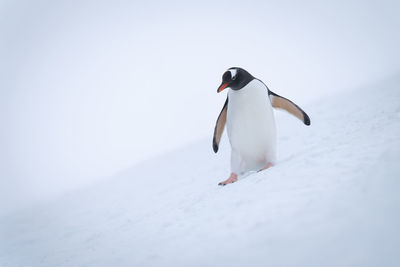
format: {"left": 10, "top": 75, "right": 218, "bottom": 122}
{"left": 1, "top": 75, "right": 400, "bottom": 267}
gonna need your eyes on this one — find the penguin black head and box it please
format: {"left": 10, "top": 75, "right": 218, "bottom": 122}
{"left": 217, "top": 67, "right": 254, "bottom": 93}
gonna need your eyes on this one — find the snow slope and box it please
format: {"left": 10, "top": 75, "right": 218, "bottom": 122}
{"left": 1, "top": 74, "right": 400, "bottom": 267}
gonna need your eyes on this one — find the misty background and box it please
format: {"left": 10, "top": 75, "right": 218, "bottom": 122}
{"left": 1, "top": 0, "right": 399, "bottom": 214}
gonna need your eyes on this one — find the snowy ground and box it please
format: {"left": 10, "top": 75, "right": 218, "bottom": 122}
{"left": 1, "top": 74, "right": 400, "bottom": 267}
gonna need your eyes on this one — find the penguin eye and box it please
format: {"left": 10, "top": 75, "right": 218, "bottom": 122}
{"left": 229, "top": 69, "right": 237, "bottom": 81}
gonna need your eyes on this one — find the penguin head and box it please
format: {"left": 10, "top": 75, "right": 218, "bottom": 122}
{"left": 217, "top": 67, "right": 254, "bottom": 93}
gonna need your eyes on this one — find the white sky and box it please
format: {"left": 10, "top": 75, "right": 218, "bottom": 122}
{"left": 1, "top": 0, "right": 399, "bottom": 213}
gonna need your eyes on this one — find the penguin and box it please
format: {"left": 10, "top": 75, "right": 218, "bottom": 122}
{"left": 213, "top": 67, "right": 310, "bottom": 186}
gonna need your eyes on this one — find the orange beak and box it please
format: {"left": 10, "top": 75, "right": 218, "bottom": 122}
{"left": 217, "top": 82, "right": 229, "bottom": 93}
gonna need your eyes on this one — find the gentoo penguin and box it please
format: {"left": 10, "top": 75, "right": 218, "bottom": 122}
{"left": 213, "top": 67, "right": 310, "bottom": 186}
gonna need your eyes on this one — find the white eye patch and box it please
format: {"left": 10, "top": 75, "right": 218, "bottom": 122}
{"left": 229, "top": 69, "right": 237, "bottom": 80}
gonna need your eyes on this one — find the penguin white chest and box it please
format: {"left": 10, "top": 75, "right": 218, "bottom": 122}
{"left": 227, "top": 79, "right": 277, "bottom": 173}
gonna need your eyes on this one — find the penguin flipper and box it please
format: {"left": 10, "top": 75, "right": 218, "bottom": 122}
{"left": 268, "top": 91, "right": 311, "bottom": 126}
{"left": 212, "top": 97, "right": 228, "bottom": 153}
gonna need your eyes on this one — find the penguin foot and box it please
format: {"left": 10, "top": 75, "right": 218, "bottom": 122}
{"left": 259, "top": 162, "right": 274, "bottom": 172}
{"left": 218, "top": 173, "right": 238, "bottom": 186}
